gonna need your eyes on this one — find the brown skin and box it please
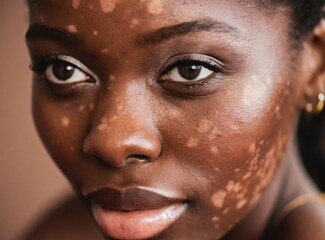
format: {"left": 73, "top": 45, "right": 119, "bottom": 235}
{"left": 26, "top": 0, "right": 325, "bottom": 239}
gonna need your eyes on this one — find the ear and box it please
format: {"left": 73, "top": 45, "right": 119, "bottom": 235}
{"left": 298, "top": 18, "right": 325, "bottom": 111}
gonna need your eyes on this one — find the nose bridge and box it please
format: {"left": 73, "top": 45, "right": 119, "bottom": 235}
{"left": 83, "top": 83, "right": 161, "bottom": 168}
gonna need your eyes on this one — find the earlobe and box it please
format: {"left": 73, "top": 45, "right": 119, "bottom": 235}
{"left": 299, "top": 18, "right": 325, "bottom": 114}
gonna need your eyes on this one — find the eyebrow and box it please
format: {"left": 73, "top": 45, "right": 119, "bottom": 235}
{"left": 136, "top": 19, "right": 238, "bottom": 46}
{"left": 25, "top": 19, "right": 237, "bottom": 46}
{"left": 25, "top": 23, "right": 77, "bottom": 42}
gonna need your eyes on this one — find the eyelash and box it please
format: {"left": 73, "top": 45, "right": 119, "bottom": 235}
{"left": 157, "top": 55, "right": 226, "bottom": 96}
{"left": 30, "top": 54, "right": 226, "bottom": 97}
{"left": 30, "top": 55, "right": 96, "bottom": 96}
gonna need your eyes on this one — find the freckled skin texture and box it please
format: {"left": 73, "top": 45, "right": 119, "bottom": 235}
{"left": 26, "top": 0, "right": 325, "bottom": 239}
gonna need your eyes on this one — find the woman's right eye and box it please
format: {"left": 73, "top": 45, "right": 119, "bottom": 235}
{"left": 46, "top": 60, "right": 90, "bottom": 84}
{"left": 31, "top": 55, "right": 97, "bottom": 85}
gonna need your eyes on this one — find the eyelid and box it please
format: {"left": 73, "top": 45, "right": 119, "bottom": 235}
{"left": 31, "top": 55, "right": 99, "bottom": 83}
{"left": 53, "top": 55, "right": 99, "bottom": 82}
{"left": 158, "top": 54, "right": 226, "bottom": 77}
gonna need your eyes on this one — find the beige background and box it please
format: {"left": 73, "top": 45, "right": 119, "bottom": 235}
{"left": 0, "top": 1, "right": 72, "bottom": 239}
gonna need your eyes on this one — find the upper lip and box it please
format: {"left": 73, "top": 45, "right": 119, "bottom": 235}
{"left": 85, "top": 186, "right": 186, "bottom": 211}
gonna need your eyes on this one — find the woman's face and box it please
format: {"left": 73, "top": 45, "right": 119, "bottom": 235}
{"left": 27, "top": 0, "right": 302, "bottom": 239}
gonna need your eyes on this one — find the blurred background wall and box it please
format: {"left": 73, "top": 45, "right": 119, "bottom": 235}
{"left": 0, "top": 1, "right": 72, "bottom": 239}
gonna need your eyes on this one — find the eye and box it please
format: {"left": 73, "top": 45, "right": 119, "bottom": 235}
{"left": 165, "top": 62, "right": 215, "bottom": 82}
{"left": 45, "top": 56, "right": 93, "bottom": 84}
{"left": 157, "top": 54, "right": 226, "bottom": 96}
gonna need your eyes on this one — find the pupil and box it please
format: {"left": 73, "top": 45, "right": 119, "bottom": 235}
{"left": 52, "top": 62, "right": 74, "bottom": 81}
{"left": 178, "top": 65, "right": 202, "bottom": 80}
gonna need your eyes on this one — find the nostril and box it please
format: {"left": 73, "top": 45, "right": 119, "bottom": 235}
{"left": 126, "top": 154, "right": 152, "bottom": 164}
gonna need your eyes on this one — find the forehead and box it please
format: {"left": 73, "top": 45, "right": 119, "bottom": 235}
{"left": 27, "top": 0, "right": 292, "bottom": 58}
{"left": 27, "top": 0, "right": 285, "bottom": 33}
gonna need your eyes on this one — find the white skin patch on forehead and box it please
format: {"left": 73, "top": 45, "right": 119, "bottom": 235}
{"left": 187, "top": 137, "right": 198, "bottom": 148}
{"left": 147, "top": 0, "right": 164, "bottom": 15}
{"left": 99, "top": 0, "right": 116, "bottom": 13}
{"left": 130, "top": 18, "right": 139, "bottom": 28}
{"left": 93, "top": 30, "right": 98, "bottom": 36}
{"left": 67, "top": 25, "right": 77, "bottom": 33}
{"left": 72, "top": 0, "right": 80, "bottom": 9}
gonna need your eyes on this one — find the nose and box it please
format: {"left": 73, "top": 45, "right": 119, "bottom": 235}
{"left": 83, "top": 114, "right": 162, "bottom": 168}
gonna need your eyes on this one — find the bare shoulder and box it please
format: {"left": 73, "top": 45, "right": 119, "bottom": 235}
{"left": 275, "top": 203, "right": 325, "bottom": 240}
{"left": 21, "top": 195, "right": 104, "bottom": 240}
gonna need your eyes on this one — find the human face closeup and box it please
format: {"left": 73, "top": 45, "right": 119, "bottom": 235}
{"left": 27, "top": 0, "right": 301, "bottom": 239}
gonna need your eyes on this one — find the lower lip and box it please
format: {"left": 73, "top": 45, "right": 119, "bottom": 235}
{"left": 92, "top": 203, "right": 187, "bottom": 239}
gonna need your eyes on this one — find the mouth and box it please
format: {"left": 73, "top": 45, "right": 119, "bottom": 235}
{"left": 85, "top": 187, "right": 188, "bottom": 239}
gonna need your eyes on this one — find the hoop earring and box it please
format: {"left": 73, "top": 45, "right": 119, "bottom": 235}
{"left": 306, "top": 92, "right": 325, "bottom": 114}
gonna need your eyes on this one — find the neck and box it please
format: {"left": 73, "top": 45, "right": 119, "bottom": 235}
{"left": 223, "top": 139, "right": 318, "bottom": 240}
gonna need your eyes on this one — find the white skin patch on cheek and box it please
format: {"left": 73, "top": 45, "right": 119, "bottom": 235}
{"left": 89, "top": 103, "right": 95, "bottom": 111}
{"left": 186, "top": 137, "right": 198, "bottom": 148}
{"left": 109, "top": 74, "right": 116, "bottom": 81}
{"left": 67, "top": 25, "right": 77, "bottom": 33}
{"left": 72, "top": 0, "right": 80, "bottom": 9}
{"left": 212, "top": 216, "right": 220, "bottom": 222}
{"left": 242, "top": 172, "right": 252, "bottom": 180}
{"left": 101, "top": 48, "right": 109, "bottom": 54}
{"left": 93, "top": 30, "right": 98, "bottom": 36}
{"left": 61, "top": 117, "right": 70, "bottom": 127}
{"left": 147, "top": 0, "right": 164, "bottom": 15}
{"left": 236, "top": 198, "right": 248, "bottom": 209}
{"left": 211, "top": 190, "right": 227, "bottom": 208}
{"left": 97, "top": 123, "right": 108, "bottom": 131}
{"left": 240, "top": 75, "right": 271, "bottom": 119}
{"left": 129, "top": 18, "right": 139, "bottom": 28}
{"left": 248, "top": 143, "right": 256, "bottom": 154}
{"left": 225, "top": 180, "right": 235, "bottom": 192}
{"left": 79, "top": 105, "right": 85, "bottom": 112}
{"left": 97, "top": 117, "right": 108, "bottom": 131}
{"left": 99, "top": 0, "right": 116, "bottom": 13}
{"left": 210, "top": 146, "right": 220, "bottom": 155}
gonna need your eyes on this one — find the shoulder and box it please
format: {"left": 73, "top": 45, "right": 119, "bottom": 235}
{"left": 275, "top": 202, "right": 325, "bottom": 240}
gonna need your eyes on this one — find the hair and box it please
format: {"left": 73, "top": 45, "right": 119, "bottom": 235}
{"left": 266, "top": 0, "right": 325, "bottom": 190}
{"left": 254, "top": 0, "right": 324, "bottom": 40}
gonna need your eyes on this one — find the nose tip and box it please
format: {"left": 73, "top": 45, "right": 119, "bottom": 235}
{"left": 83, "top": 117, "right": 161, "bottom": 168}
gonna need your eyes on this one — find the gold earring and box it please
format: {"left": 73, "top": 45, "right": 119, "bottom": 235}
{"left": 306, "top": 92, "right": 325, "bottom": 114}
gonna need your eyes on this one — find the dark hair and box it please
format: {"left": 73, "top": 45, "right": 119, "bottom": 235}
{"left": 273, "top": 0, "right": 325, "bottom": 190}
{"left": 256, "top": 0, "right": 324, "bottom": 40}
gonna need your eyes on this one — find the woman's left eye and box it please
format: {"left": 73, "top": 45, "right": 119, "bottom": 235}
{"left": 163, "top": 63, "right": 215, "bottom": 82}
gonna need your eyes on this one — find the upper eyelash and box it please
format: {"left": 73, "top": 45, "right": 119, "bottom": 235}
{"left": 160, "top": 58, "right": 226, "bottom": 78}
{"left": 30, "top": 55, "right": 63, "bottom": 73}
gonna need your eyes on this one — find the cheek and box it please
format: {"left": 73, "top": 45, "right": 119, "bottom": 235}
{"left": 162, "top": 73, "right": 296, "bottom": 233}
{"left": 32, "top": 84, "right": 93, "bottom": 178}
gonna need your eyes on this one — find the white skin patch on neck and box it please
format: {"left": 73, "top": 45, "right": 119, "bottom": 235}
{"left": 72, "top": 0, "right": 80, "bottom": 9}
{"left": 99, "top": 0, "right": 116, "bottom": 13}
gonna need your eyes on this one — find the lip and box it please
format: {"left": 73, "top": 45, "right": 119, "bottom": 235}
{"left": 85, "top": 186, "right": 185, "bottom": 211}
{"left": 85, "top": 187, "right": 188, "bottom": 239}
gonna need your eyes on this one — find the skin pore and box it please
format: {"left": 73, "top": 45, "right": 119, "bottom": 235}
{"left": 26, "top": 0, "right": 325, "bottom": 239}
